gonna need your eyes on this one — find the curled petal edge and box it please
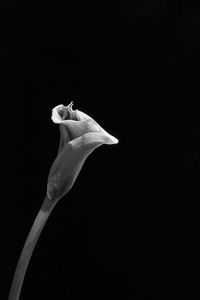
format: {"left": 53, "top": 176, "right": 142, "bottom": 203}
{"left": 51, "top": 103, "right": 105, "bottom": 124}
{"left": 51, "top": 103, "right": 92, "bottom": 124}
{"left": 47, "top": 131, "right": 118, "bottom": 202}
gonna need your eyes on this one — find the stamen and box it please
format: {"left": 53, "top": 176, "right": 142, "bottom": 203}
{"left": 68, "top": 101, "right": 74, "bottom": 111}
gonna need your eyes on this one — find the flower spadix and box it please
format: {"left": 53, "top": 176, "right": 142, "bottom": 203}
{"left": 47, "top": 102, "right": 118, "bottom": 202}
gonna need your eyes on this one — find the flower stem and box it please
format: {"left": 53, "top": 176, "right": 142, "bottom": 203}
{"left": 8, "top": 195, "right": 55, "bottom": 300}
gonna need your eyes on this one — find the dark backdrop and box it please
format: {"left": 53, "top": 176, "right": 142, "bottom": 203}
{"left": 1, "top": 1, "right": 199, "bottom": 299}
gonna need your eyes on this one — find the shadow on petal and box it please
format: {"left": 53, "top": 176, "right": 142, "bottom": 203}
{"left": 47, "top": 132, "right": 117, "bottom": 203}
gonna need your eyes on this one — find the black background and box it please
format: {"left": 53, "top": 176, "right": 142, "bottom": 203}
{"left": 1, "top": 1, "right": 199, "bottom": 299}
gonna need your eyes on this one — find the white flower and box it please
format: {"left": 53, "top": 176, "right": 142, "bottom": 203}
{"left": 47, "top": 102, "right": 118, "bottom": 202}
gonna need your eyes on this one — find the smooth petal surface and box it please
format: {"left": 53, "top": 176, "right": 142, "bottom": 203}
{"left": 57, "top": 119, "right": 102, "bottom": 154}
{"left": 75, "top": 109, "right": 119, "bottom": 144}
{"left": 51, "top": 102, "right": 92, "bottom": 123}
{"left": 51, "top": 102, "right": 78, "bottom": 124}
{"left": 51, "top": 104, "right": 65, "bottom": 123}
{"left": 57, "top": 124, "right": 70, "bottom": 154}
{"left": 52, "top": 103, "right": 118, "bottom": 152}
{"left": 75, "top": 109, "right": 93, "bottom": 121}
{"left": 48, "top": 102, "right": 118, "bottom": 202}
{"left": 47, "top": 132, "right": 111, "bottom": 202}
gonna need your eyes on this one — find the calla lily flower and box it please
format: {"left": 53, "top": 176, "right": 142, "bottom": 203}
{"left": 8, "top": 102, "right": 118, "bottom": 300}
{"left": 47, "top": 102, "right": 118, "bottom": 203}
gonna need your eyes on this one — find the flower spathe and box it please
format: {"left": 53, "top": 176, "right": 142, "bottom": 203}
{"left": 47, "top": 102, "right": 118, "bottom": 202}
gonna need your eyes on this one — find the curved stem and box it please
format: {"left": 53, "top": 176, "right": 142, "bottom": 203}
{"left": 8, "top": 195, "right": 55, "bottom": 300}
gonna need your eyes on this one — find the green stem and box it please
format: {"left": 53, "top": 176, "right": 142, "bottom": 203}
{"left": 8, "top": 195, "right": 55, "bottom": 300}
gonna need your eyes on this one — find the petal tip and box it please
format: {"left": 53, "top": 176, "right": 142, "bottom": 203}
{"left": 109, "top": 136, "right": 119, "bottom": 144}
{"left": 113, "top": 137, "right": 119, "bottom": 144}
{"left": 102, "top": 133, "right": 119, "bottom": 145}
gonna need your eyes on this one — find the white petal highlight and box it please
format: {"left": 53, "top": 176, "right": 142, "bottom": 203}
{"left": 100, "top": 129, "right": 119, "bottom": 144}
{"left": 51, "top": 103, "right": 119, "bottom": 145}
{"left": 75, "top": 109, "right": 92, "bottom": 121}
{"left": 51, "top": 104, "right": 64, "bottom": 124}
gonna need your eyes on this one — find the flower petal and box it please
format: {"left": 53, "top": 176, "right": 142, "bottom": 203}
{"left": 75, "top": 109, "right": 92, "bottom": 121}
{"left": 57, "top": 124, "right": 71, "bottom": 154}
{"left": 51, "top": 102, "right": 78, "bottom": 123}
{"left": 52, "top": 103, "right": 118, "bottom": 143}
{"left": 61, "top": 118, "right": 118, "bottom": 147}
{"left": 47, "top": 131, "right": 117, "bottom": 202}
{"left": 75, "top": 109, "right": 118, "bottom": 144}
{"left": 51, "top": 104, "right": 65, "bottom": 123}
